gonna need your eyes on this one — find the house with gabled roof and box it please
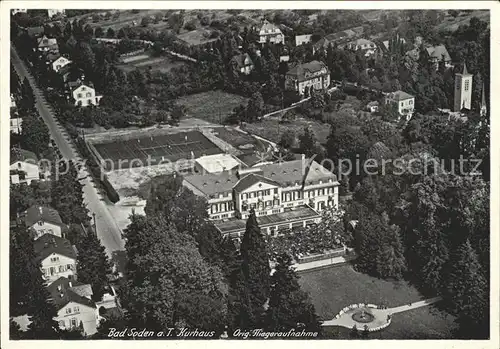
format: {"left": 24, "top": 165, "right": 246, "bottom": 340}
{"left": 34, "top": 234, "right": 77, "bottom": 285}
{"left": 47, "top": 277, "right": 101, "bottom": 336}
{"left": 258, "top": 20, "right": 285, "bottom": 45}
{"left": 231, "top": 53, "right": 254, "bottom": 75}
{"left": 23, "top": 205, "right": 67, "bottom": 240}
{"left": 37, "top": 35, "right": 59, "bottom": 53}
{"left": 384, "top": 90, "right": 415, "bottom": 121}
{"left": 183, "top": 157, "right": 339, "bottom": 237}
{"left": 10, "top": 148, "right": 46, "bottom": 185}
{"left": 285, "top": 60, "right": 330, "bottom": 96}
{"left": 47, "top": 55, "right": 72, "bottom": 73}
{"left": 425, "top": 44, "right": 453, "bottom": 70}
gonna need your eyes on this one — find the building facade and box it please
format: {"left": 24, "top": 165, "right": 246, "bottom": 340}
{"left": 285, "top": 61, "right": 330, "bottom": 95}
{"left": 10, "top": 148, "right": 43, "bottom": 185}
{"left": 72, "top": 84, "right": 103, "bottom": 107}
{"left": 37, "top": 35, "right": 59, "bottom": 53}
{"left": 34, "top": 234, "right": 77, "bottom": 285}
{"left": 258, "top": 20, "right": 285, "bottom": 44}
{"left": 24, "top": 206, "right": 66, "bottom": 240}
{"left": 48, "top": 278, "right": 101, "bottom": 336}
{"left": 454, "top": 64, "right": 473, "bottom": 112}
{"left": 384, "top": 90, "right": 415, "bottom": 121}
{"left": 183, "top": 158, "right": 339, "bottom": 237}
{"left": 295, "top": 34, "right": 312, "bottom": 46}
{"left": 231, "top": 53, "right": 254, "bottom": 75}
{"left": 48, "top": 9, "right": 65, "bottom": 18}
{"left": 52, "top": 56, "right": 72, "bottom": 73}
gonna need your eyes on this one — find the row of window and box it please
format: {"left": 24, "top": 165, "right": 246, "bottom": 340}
{"left": 242, "top": 199, "right": 280, "bottom": 212}
{"left": 43, "top": 264, "right": 74, "bottom": 276}
{"left": 76, "top": 92, "right": 93, "bottom": 98}
{"left": 210, "top": 201, "right": 234, "bottom": 214}
{"left": 241, "top": 189, "right": 275, "bottom": 200}
{"left": 59, "top": 318, "right": 79, "bottom": 329}
{"left": 65, "top": 306, "right": 80, "bottom": 314}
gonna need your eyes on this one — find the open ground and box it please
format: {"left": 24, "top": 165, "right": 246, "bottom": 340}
{"left": 117, "top": 52, "right": 187, "bottom": 73}
{"left": 298, "top": 264, "right": 457, "bottom": 339}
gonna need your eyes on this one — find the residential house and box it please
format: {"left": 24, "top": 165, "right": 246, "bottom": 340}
{"left": 231, "top": 53, "right": 254, "bottom": 75}
{"left": 183, "top": 157, "right": 340, "bottom": 237}
{"left": 313, "top": 26, "right": 364, "bottom": 53}
{"left": 34, "top": 234, "right": 77, "bottom": 285}
{"left": 10, "top": 148, "right": 45, "bottom": 185}
{"left": 279, "top": 55, "right": 290, "bottom": 62}
{"left": 23, "top": 205, "right": 67, "bottom": 240}
{"left": 295, "top": 34, "right": 312, "bottom": 46}
{"left": 425, "top": 44, "right": 453, "bottom": 71}
{"left": 70, "top": 82, "right": 103, "bottom": 107}
{"left": 12, "top": 9, "right": 28, "bottom": 15}
{"left": 47, "top": 277, "right": 101, "bottom": 336}
{"left": 58, "top": 64, "right": 73, "bottom": 83}
{"left": 11, "top": 94, "right": 17, "bottom": 108}
{"left": 26, "top": 26, "right": 45, "bottom": 38}
{"left": 341, "top": 38, "right": 377, "bottom": 57}
{"left": 50, "top": 55, "right": 72, "bottom": 73}
{"left": 37, "top": 35, "right": 59, "bottom": 53}
{"left": 48, "top": 9, "right": 65, "bottom": 18}
{"left": 10, "top": 114, "right": 23, "bottom": 134}
{"left": 285, "top": 60, "right": 330, "bottom": 96}
{"left": 384, "top": 90, "right": 415, "bottom": 121}
{"left": 366, "top": 101, "right": 379, "bottom": 113}
{"left": 258, "top": 20, "right": 285, "bottom": 45}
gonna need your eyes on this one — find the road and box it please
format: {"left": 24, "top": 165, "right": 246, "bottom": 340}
{"left": 11, "top": 46, "right": 126, "bottom": 267}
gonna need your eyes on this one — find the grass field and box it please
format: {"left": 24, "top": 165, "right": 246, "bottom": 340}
{"left": 242, "top": 117, "right": 331, "bottom": 146}
{"left": 176, "top": 91, "right": 249, "bottom": 124}
{"left": 436, "top": 10, "right": 489, "bottom": 32}
{"left": 93, "top": 130, "right": 222, "bottom": 171}
{"left": 118, "top": 52, "right": 187, "bottom": 73}
{"left": 298, "top": 265, "right": 457, "bottom": 339}
{"left": 177, "top": 28, "right": 219, "bottom": 46}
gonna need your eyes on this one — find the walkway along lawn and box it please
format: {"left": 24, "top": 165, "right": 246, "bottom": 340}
{"left": 298, "top": 264, "right": 457, "bottom": 339}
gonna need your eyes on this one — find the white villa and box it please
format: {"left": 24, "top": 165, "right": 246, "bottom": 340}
{"left": 34, "top": 234, "right": 77, "bottom": 285}
{"left": 71, "top": 83, "right": 103, "bottom": 107}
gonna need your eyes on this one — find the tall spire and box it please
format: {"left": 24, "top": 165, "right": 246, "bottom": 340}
{"left": 481, "top": 82, "right": 486, "bottom": 105}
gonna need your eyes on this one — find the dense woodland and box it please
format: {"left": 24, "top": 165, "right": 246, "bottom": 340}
{"left": 10, "top": 10, "right": 491, "bottom": 339}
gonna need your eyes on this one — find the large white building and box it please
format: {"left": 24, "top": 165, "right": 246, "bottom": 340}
{"left": 50, "top": 56, "right": 72, "bottom": 73}
{"left": 285, "top": 61, "right": 330, "bottom": 96}
{"left": 34, "top": 234, "right": 77, "bottom": 285}
{"left": 454, "top": 63, "right": 473, "bottom": 112}
{"left": 48, "top": 9, "right": 65, "bottom": 18}
{"left": 71, "top": 83, "right": 103, "bottom": 107}
{"left": 183, "top": 157, "right": 339, "bottom": 237}
{"left": 258, "top": 20, "right": 285, "bottom": 45}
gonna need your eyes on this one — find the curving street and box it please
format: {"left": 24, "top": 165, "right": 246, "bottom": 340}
{"left": 11, "top": 46, "right": 126, "bottom": 266}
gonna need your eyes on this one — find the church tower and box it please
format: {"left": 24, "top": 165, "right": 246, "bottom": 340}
{"left": 453, "top": 63, "right": 473, "bottom": 112}
{"left": 480, "top": 82, "right": 487, "bottom": 117}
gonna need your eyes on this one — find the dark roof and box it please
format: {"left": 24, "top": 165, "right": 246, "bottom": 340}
{"left": 286, "top": 61, "right": 329, "bottom": 82}
{"left": 231, "top": 53, "right": 253, "bottom": 69}
{"left": 233, "top": 173, "right": 281, "bottom": 193}
{"left": 184, "top": 159, "right": 338, "bottom": 197}
{"left": 47, "top": 277, "right": 96, "bottom": 310}
{"left": 10, "top": 148, "right": 38, "bottom": 165}
{"left": 425, "top": 45, "right": 451, "bottom": 62}
{"left": 386, "top": 90, "right": 414, "bottom": 101}
{"left": 26, "top": 26, "right": 44, "bottom": 37}
{"left": 33, "top": 234, "right": 77, "bottom": 262}
{"left": 45, "top": 53, "right": 61, "bottom": 62}
{"left": 58, "top": 64, "right": 71, "bottom": 75}
{"left": 24, "top": 205, "right": 65, "bottom": 227}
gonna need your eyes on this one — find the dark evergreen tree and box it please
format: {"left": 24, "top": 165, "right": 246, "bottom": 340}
{"left": 265, "top": 253, "right": 322, "bottom": 333}
{"left": 239, "top": 209, "right": 270, "bottom": 327}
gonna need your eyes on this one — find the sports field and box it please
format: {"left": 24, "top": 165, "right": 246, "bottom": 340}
{"left": 93, "top": 130, "right": 222, "bottom": 171}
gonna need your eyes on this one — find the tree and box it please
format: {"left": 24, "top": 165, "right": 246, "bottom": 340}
{"left": 443, "top": 240, "right": 488, "bottom": 339}
{"left": 76, "top": 231, "right": 112, "bottom": 302}
{"left": 279, "top": 130, "right": 296, "bottom": 149}
{"left": 298, "top": 126, "right": 317, "bottom": 158}
{"left": 265, "top": 253, "right": 321, "bottom": 333}
{"left": 94, "top": 26, "right": 104, "bottom": 38}
{"left": 122, "top": 214, "right": 227, "bottom": 331}
{"left": 239, "top": 209, "right": 271, "bottom": 327}
{"left": 21, "top": 112, "right": 50, "bottom": 156}
{"left": 141, "top": 16, "right": 152, "bottom": 27}
{"left": 106, "top": 27, "right": 115, "bottom": 38}
{"left": 170, "top": 104, "right": 186, "bottom": 125}
{"left": 354, "top": 211, "right": 406, "bottom": 280}
{"left": 246, "top": 91, "right": 264, "bottom": 122}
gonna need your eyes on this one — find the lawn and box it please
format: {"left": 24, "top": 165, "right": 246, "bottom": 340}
{"left": 242, "top": 117, "right": 331, "bottom": 145}
{"left": 176, "top": 91, "right": 249, "bottom": 124}
{"left": 298, "top": 264, "right": 457, "bottom": 339}
{"left": 436, "top": 10, "right": 490, "bottom": 32}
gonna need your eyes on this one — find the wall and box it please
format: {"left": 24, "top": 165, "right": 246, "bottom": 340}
{"left": 41, "top": 253, "right": 76, "bottom": 285}
{"left": 57, "top": 302, "right": 99, "bottom": 336}
{"left": 31, "top": 221, "right": 63, "bottom": 240}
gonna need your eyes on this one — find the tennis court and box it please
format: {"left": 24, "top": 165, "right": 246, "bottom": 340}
{"left": 93, "top": 130, "right": 222, "bottom": 171}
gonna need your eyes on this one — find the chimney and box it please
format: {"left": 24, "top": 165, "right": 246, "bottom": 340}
{"left": 185, "top": 135, "right": 188, "bottom": 142}
{"left": 69, "top": 281, "right": 72, "bottom": 288}
{"left": 301, "top": 154, "right": 305, "bottom": 163}
{"left": 191, "top": 151, "right": 195, "bottom": 159}
{"left": 39, "top": 206, "right": 43, "bottom": 215}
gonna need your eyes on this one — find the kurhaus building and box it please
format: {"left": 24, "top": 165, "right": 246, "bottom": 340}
{"left": 183, "top": 157, "right": 339, "bottom": 237}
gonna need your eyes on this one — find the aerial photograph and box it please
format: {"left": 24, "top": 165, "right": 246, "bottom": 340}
{"left": 7, "top": 6, "right": 491, "bottom": 342}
